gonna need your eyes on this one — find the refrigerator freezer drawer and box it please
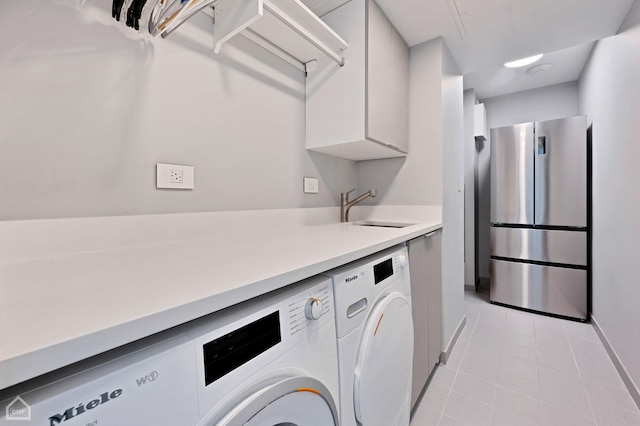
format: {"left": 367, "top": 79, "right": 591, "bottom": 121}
{"left": 490, "top": 259, "right": 587, "bottom": 320}
{"left": 490, "top": 227, "right": 587, "bottom": 266}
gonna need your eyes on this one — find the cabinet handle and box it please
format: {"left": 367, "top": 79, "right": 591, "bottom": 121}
{"left": 425, "top": 231, "right": 437, "bottom": 238}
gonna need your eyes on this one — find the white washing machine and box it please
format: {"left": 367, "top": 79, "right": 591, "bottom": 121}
{"left": 323, "top": 245, "right": 414, "bottom": 426}
{"left": 0, "top": 277, "right": 339, "bottom": 426}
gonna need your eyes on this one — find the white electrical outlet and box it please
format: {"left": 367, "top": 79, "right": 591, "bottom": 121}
{"left": 303, "top": 177, "right": 319, "bottom": 194}
{"left": 169, "top": 170, "right": 184, "bottom": 183}
{"left": 157, "top": 163, "right": 194, "bottom": 189}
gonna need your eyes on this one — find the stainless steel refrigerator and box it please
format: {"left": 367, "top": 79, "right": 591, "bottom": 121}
{"left": 489, "top": 115, "right": 589, "bottom": 321}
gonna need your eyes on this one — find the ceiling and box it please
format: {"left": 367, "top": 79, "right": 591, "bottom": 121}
{"left": 464, "top": 42, "right": 595, "bottom": 99}
{"left": 303, "top": 0, "right": 634, "bottom": 99}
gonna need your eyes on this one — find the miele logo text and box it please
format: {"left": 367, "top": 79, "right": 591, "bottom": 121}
{"left": 345, "top": 275, "right": 358, "bottom": 283}
{"left": 48, "top": 389, "right": 122, "bottom": 425}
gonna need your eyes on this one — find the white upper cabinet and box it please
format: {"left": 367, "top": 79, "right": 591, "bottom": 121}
{"left": 305, "top": 0, "right": 409, "bottom": 161}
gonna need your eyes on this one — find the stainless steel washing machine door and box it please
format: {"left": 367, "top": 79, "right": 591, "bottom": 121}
{"left": 204, "top": 376, "right": 338, "bottom": 426}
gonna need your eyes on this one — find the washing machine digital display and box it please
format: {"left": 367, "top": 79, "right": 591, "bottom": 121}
{"left": 203, "top": 311, "right": 281, "bottom": 386}
{"left": 373, "top": 258, "right": 394, "bottom": 285}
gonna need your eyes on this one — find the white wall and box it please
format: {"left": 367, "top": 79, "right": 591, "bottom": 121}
{"left": 440, "top": 44, "right": 466, "bottom": 349}
{"left": 474, "top": 82, "right": 580, "bottom": 279}
{"left": 483, "top": 81, "right": 580, "bottom": 129}
{"left": 579, "top": 0, "right": 640, "bottom": 400}
{"left": 357, "top": 38, "right": 465, "bottom": 350}
{"left": 0, "top": 0, "right": 356, "bottom": 220}
{"left": 355, "top": 39, "right": 443, "bottom": 205}
{"left": 463, "top": 90, "right": 477, "bottom": 288}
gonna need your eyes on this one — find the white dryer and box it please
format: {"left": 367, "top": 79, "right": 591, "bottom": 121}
{"left": 323, "top": 245, "right": 414, "bottom": 426}
{"left": 0, "top": 277, "right": 339, "bottom": 426}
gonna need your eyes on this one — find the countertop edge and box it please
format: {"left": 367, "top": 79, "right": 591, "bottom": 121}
{"left": 0, "top": 221, "right": 442, "bottom": 391}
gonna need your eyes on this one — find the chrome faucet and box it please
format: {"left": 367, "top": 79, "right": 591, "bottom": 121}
{"left": 340, "top": 189, "right": 377, "bottom": 222}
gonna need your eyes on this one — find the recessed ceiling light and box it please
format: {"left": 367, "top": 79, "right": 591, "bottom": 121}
{"left": 504, "top": 54, "right": 544, "bottom": 68}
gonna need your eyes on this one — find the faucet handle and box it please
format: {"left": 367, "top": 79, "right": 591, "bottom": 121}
{"left": 341, "top": 188, "right": 356, "bottom": 200}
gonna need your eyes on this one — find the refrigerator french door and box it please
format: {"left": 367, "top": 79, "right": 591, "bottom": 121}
{"left": 490, "top": 116, "right": 589, "bottom": 321}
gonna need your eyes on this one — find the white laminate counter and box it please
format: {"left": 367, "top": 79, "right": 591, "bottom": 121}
{"left": 0, "top": 207, "right": 442, "bottom": 390}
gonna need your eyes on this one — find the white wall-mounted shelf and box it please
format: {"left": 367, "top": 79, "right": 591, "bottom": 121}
{"left": 301, "top": 0, "right": 353, "bottom": 17}
{"left": 210, "top": 0, "right": 348, "bottom": 72}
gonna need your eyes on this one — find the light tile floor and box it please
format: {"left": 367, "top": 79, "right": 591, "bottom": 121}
{"left": 411, "top": 290, "right": 640, "bottom": 426}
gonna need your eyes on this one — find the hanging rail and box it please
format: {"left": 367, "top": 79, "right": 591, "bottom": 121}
{"left": 111, "top": 0, "right": 347, "bottom": 72}
{"left": 261, "top": 0, "right": 346, "bottom": 67}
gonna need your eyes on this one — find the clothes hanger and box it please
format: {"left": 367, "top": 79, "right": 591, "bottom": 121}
{"left": 138, "top": 0, "right": 160, "bottom": 33}
{"left": 129, "top": 0, "right": 149, "bottom": 30}
{"left": 126, "top": 0, "right": 142, "bottom": 28}
{"left": 159, "top": 0, "right": 218, "bottom": 38}
{"left": 112, "top": 0, "right": 126, "bottom": 20}
{"left": 151, "top": 0, "right": 195, "bottom": 34}
{"left": 150, "top": 0, "right": 216, "bottom": 36}
{"left": 119, "top": 0, "right": 135, "bottom": 23}
{"left": 111, "top": 0, "right": 216, "bottom": 36}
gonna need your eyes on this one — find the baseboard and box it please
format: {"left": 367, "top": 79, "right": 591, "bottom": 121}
{"left": 591, "top": 315, "right": 640, "bottom": 410}
{"left": 440, "top": 316, "right": 466, "bottom": 364}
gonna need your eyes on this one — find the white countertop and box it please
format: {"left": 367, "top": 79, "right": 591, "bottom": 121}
{"left": 0, "top": 206, "right": 442, "bottom": 390}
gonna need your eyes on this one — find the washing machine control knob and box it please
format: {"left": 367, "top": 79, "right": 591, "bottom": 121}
{"left": 398, "top": 254, "right": 408, "bottom": 268}
{"left": 305, "top": 298, "right": 323, "bottom": 320}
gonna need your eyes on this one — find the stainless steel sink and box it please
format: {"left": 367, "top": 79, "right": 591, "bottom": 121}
{"left": 352, "top": 220, "right": 415, "bottom": 228}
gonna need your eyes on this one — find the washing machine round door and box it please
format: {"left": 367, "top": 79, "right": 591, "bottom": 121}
{"left": 354, "top": 291, "right": 414, "bottom": 426}
{"left": 212, "top": 376, "right": 338, "bottom": 426}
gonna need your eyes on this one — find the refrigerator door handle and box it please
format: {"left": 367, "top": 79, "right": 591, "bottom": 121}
{"left": 537, "top": 136, "right": 547, "bottom": 155}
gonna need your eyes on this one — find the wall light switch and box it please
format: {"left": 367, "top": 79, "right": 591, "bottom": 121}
{"left": 303, "top": 177, "right": 319, "bottom": 194}
{"left": 157, "top": 163, "right": 194, "bottom": 190}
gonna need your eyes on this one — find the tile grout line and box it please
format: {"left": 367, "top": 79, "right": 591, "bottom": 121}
{"left": 563, "top": 320, "right": 599, "bottom": 425}
{"left": 442, "top": 295, "right": 639, "bottom": 426}
{"left": 437, "top": 296, "right": 482, "bottom": 425}
{"left": 479, "top": 295, "right": 507, "bottom": 425}
{"left": 531, "top": 314, "right": 544, "bottom": 426}
{"left": 495, "top": 310, "right": 542, "bottom": 425}
{"left": 476, "top": 300, "right": 499, "bottom": 426}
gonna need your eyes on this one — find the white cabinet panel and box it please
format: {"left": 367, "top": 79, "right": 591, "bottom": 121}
{"left": 408, "top": 229, "right": 442, "bottom": 409}
{"left": 306, "top": 0, "right": 409, "bottom": 161}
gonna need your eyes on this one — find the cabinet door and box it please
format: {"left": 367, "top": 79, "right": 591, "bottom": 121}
{"left": 408, "top": 229, "right": 442, "bottom": 409}
{"left": 366, "top": 0, "right": 409, "bottom": 152}
{"left": 305, "top": 0, "right": 367, "bottom": 152}
{"left": 426, "top": 230, "right": 443, "bottom": 376}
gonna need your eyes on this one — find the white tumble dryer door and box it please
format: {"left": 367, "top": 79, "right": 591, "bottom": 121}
{"left": 354, "top": 291, "right": 414, "bottom": 426}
